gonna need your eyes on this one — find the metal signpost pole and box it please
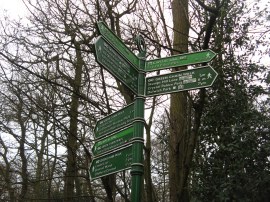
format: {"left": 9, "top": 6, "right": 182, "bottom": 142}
{"left": 130, "top": 35, "right": 146, "bottom": 202}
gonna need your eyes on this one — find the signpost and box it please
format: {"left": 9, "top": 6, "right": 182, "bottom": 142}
{"left": 145, "top": 65, "right": 218, "bottom": 96}
{"left": 145, "top": 49, "right": 216, "bottom": 72}
{"left": 90, "top": 145, "right": 133, "bottom": 180}
{"left": 94, "top": 36, "right": 139, "bottom": 94}
{"left": 94, "top": 103, "right": 134, "bottom": 139}
{"left": 90, "top": 21, "right": 218, "bottom": 202}
{"left": 97, "top": 21, "right": 140, "bottom": 69}
{"left": 92, "top": 126, "right": 134, "bottom": 156}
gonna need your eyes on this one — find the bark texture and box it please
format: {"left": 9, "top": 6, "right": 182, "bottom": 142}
{"left": 169, "top": 0, "right": 190, "bottom": 201}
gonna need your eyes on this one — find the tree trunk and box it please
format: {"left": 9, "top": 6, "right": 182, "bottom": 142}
{"left": 144, "top": 125, "right": 154, "bottom": 202}
{"left": 17, "top": 97, "right": 29, "bottom": 202}
{"left": 34, "top": 114, "right": 49, "bottom": 199}
{"left": 64, "top": 41, "right": 84, "bottom": 201}
{"left": 169, "top": 0, "right": 189, "bottom": 201}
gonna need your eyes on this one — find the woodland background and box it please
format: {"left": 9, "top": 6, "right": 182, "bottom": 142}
{"left": 0, "top": 0, "right": 269, "bottom": 201}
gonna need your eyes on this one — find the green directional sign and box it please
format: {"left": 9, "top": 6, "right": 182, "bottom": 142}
{"left": 95, "top": 103, "right": 134, "bottom": 139}
{"left": 96, "top": 21, "right": 140, "bottom": 69}
{"left": 145, "top": 50, "right": 216, "bottom": 72}
{"left": 95, "top": 36, "right": 139, "bottom": 94}
{"left": 90, "top": 145, "right": 133, "bottom": 180}
{"left": 145, "top": 65, "right": 218, "bottom": 96}
{"left": 92, "top": 127, "right": 134, "bottom": 156}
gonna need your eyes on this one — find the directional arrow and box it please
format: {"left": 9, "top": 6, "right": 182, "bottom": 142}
{"left": 145, "top": 49, "right": 217, "bottom": 72}
{"left": 94, "top": 36, "right": 139, "bottom": 94}
{"left": 96, "top": 21, "right": 140, "bottom": 69}
{"left": 145, "top": 65, "right": 218, "bottom": 96}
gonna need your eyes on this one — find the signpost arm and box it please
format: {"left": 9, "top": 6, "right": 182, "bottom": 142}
{"left": 130, "top": 35, "right": 146, "bottom": 202}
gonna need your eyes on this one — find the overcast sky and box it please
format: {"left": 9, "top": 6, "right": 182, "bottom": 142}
{"left": 1, "top": 0, "right": 269, "bottom": 66}
{"left": 1, "top": 0, "right": 26, "bottom": 17}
